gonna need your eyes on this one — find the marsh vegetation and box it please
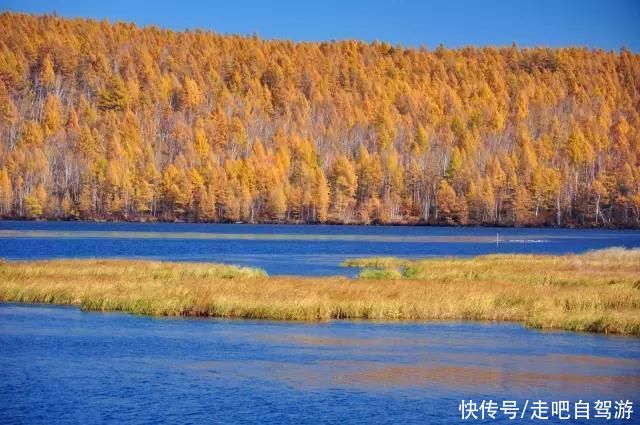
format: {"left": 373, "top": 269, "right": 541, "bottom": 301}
{"left": 0, "top": 248, "right": 638, "bottom": 335}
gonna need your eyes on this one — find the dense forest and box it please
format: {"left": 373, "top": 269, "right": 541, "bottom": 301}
{"left": 0, "top": 13, "right": 639, "bottom": 227}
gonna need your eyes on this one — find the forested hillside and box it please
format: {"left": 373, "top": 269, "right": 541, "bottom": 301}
{"left": 1, "top": 13, "right": 639, "bottom": 226}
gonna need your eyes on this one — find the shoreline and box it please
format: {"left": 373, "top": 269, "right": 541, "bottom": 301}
{"left": 5, "top": 301, "right": 639, "bottom": 341}
{"left": 4, "top": 217, "right": 640, "bottom": 231}
{"left": 1, "top": 249, "right": 638, "bottom": 336}
{"left": 2, "top": 217, "right": 640, "bottom": 231}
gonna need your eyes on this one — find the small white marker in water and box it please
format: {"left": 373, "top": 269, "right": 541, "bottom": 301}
{"left": 496, "top": 232, "right": 499, "bottom": 246}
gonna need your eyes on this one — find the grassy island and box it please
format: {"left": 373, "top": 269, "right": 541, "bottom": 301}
{"left": 0, "top": 248, "right": 639, "bottom": 336}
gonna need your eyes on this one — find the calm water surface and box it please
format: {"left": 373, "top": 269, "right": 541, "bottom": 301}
{"left": 1, "top": 222, "right": 639, "bottom": 423}
{"left": 1, "top": 304, "right": 639, "bottom": 424}
{"left": 1, "top": 221, "right": 639, "bottom": 275}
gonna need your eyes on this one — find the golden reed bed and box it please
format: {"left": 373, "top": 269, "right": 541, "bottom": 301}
{"left": 0, "top": 248, "right": 638, "bottom": 335}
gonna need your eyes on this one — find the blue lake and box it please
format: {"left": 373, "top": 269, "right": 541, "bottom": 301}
{"left": 1, "top": 304, "right": 639, "bottom": 424}
{"left": 1, "top": 221, "right": 639, "bottom": 276}
{"left": 1, "top": 222, "right": 639, "bottom": 423}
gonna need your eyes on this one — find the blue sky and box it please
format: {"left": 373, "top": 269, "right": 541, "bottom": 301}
{"left": 3, "top": 0, "right": 639, "bottom": 51}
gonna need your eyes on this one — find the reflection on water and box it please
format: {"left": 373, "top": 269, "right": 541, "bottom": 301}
{"left": 1, "top": 221, "right": 639, "bottom": 276}
{"left": 1, "top": 304, "right": 638, "bottom": 424}
{"left": 343, "top": 363, "right": 640, "bottom": 393}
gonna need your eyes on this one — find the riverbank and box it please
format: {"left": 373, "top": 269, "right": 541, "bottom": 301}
{"left": 0, "top": 249, "right": 638, "bottom": 335}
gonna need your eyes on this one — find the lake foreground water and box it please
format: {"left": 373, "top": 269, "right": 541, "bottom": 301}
{"left": 0, "top": 303, "right": 638, "bottom": 424}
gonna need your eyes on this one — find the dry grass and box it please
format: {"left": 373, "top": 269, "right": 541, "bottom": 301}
{"left": 341, "top": 257, "right": 411, "bottom": 269}
{"left": 1, "top": 249, "right": 639, "bottom": 335}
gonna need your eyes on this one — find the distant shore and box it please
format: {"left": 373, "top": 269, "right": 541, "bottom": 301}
{"left": 1, "top": 217, "right": 639, "bottom": 230}
{"left": 1, "top": 249, "right": 638, "bottom": 336}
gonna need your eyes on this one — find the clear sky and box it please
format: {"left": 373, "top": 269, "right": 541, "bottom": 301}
{"left": 2, "top": 0, "right": 639, "bottom": 51}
